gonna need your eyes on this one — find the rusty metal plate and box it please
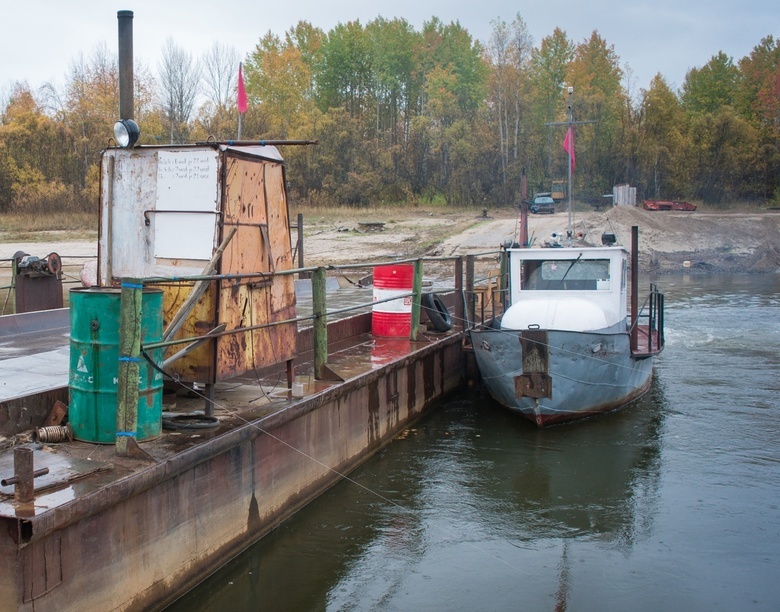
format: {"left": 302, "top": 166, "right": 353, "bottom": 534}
{"left": 514, "top": 372, "right": 552, "bottom": 399}
{"left": 515, "top": 329, "right": 551, "bottom": 399}
{"left": 217, "top": 156, "right": 296, "bottom": 379}
{"left": 162, "top": 282, "right": 217, "bottom": 383}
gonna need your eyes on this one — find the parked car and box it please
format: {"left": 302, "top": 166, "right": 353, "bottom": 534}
{"left": 530, "top": 194, "right": 555, "bottom": 214}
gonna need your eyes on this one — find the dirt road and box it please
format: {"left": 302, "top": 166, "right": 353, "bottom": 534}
{"left": 300, "top": 206, "right": 780, "bottom": 274}
{"left": 2, "top": 207, "right": 779, "bottom": 281}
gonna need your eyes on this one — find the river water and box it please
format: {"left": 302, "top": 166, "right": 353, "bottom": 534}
{"left": 168, "top": 274, "right": 780, "bottom": 611}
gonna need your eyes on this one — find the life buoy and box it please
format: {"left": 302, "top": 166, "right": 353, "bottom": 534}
{"left": 422, "top": 293, "right": 453, "bottom": 332}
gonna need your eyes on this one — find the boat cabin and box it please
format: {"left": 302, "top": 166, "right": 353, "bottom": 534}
{"left": 97, "top": 144, "right": 297, "bottom": 387}
{"left": 502, "top": 246, "right": 629, "bottom": 333}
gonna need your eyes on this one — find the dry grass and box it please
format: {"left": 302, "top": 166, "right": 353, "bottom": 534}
{"left": 0, "top": 211, "right": 99, "bottom": 242}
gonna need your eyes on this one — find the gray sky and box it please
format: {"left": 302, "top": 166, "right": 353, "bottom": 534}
{"left": 1, "top": 0, "right": 776, "bottom": 99}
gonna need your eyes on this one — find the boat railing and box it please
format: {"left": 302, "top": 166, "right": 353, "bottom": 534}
{"left": 629, "top": 283, "right": 665, "bottom": 356}
{"left": 142, "top": 250, "right": 505, "bottom": 348}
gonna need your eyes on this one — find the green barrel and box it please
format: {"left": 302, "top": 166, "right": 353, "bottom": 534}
{"left": 69, "top": 287, "right": 164, "bottom": 443}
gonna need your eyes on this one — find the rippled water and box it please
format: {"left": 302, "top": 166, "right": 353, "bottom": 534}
{"left": 168, "top": 274, "right": 780, "bottom": 611}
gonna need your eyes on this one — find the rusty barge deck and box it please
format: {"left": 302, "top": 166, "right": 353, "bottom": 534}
{"left": 0, "top": 310, "right": 465, "bottom": 611}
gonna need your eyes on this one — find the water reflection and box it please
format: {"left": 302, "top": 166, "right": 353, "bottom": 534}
{"left": 169, "top": 380, "right": 668, "bottom": 611}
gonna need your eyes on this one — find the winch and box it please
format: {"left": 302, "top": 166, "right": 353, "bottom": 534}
{"left": 12, "top": 251, "right": 64, "bottom": 312}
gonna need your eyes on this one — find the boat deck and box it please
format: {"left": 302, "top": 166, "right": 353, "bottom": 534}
{"left": 0, "top": 306, "right": 459, "bottom": 521}
{"left": 631, "top": 324, "right": 663, "bottom": 358}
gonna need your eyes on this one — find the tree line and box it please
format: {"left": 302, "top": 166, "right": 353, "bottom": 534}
{"left": 1, "top": 16, "right": 778, "bottom": 215}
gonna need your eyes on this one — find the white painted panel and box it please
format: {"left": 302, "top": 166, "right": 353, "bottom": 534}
{"left": 156, "top": 150, "right": 218, "bottom": 211}
{"left": 154, "top": 150, "right": 219, "bottom": 260}
{"left": 154, "top": 213, "right": 217, "bottom": 260}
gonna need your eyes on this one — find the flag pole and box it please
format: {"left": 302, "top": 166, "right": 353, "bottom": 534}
{"left": 567, "top": 87, "right": 573, "bottom": 237}
{"left": 546, "top": 87, "right": 594, "bottom": 244}
{"left": 237, "top": 62, "right": 248, "bottom": 140}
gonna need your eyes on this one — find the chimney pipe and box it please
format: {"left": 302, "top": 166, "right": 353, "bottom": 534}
{"left": 117, "top": 10, "right": 134, "bottom": 121}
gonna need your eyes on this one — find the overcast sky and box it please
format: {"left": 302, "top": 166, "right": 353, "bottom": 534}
{"left": 1, "top": 0, "right": 776, "bottom": 100}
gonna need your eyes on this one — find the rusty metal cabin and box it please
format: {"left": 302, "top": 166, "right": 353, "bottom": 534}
{"left": 98, "top": 144, "right": 297, "bottom": 391}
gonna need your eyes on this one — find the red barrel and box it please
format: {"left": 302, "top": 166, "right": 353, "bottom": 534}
{"left": 372, "top": 264, "right": 414, "bottom": 337}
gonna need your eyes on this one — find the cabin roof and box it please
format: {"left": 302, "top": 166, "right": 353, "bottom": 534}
{"left": 508, "top": 246, "right": 628, "bottom": 260}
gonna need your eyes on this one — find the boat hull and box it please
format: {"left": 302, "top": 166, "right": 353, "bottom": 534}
{"left": 470, "top": 327, "right": 654, "bottom": 426}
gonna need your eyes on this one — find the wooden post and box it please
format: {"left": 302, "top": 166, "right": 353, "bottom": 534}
{"left": 297, "top": 213, "right": 305, "bottom": 272}
{"left": 410, "top": 259, "right": 423, "bottom": 341}
{"left": 116, "top": 278, "right": 143, "bottom": 456}
{"left": 465, "top": 255, "right": 475, "bottom": 328}
{"left": 499, "top": 248, "right": 508, "bottom": 313}
{"left": 630, "top": 226, "right": 639, "bottom": 353}
{"left": 312, "top": 267, "right": 328, "bottom": 380}
{"left": 454, "top": 257, "right": 464, "bottom": 330}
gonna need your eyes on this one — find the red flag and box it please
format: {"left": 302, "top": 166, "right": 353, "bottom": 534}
{"left": 562, "top": 126, "right": 576, "bottom": 173}
{"left": 237, "top": 63, "right": 248, "bottom": 114}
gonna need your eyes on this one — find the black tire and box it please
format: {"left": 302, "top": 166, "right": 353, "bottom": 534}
{"left": 422, "top": 293, "right": 453, "bottom": 332}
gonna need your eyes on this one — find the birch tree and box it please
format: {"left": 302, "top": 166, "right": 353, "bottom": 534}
{"left": 158, "top": 38, "right": 201, "bottom": 143}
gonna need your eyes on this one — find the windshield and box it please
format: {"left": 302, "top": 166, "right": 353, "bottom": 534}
{"left": 522, "top": 258, "right": 611, "bottom": 290}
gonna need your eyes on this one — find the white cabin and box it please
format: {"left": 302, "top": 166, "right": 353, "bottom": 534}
{"left": 501, "top": 246, "right": 629, "bottom": 332}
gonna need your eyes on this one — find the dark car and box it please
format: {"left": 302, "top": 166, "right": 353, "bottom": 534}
{"left": 530, "top": 194, "right": 555, "bottom": 214}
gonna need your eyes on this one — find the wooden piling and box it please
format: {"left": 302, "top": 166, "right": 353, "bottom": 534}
{"left": 312, "top": 267, "right": 328, "bottom": 379}
{"left": 116, "top": 278, "right": 143, "bottom": 456}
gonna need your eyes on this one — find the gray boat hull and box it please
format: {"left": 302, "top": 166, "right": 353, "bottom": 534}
{"left": 470, "top": 326, "right": 654, "bottom": 426}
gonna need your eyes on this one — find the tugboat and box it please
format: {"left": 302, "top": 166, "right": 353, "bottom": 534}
{"left": 469, "top": 227, "right": 664, "bottom": 426}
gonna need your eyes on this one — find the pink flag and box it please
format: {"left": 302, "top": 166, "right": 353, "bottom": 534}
{"left": 237, "top": 63, "right": 248, "bottom": 114}
{"left": 562, "top": 126, "right": 576, "bottom": 173}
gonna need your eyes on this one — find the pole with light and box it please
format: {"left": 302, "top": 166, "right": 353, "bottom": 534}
{"left": 566, "top": 86, "right": 573, "bottom": 235}
{"left": 114, "top": 10, "right": 140, "bottom": 148}
{"left": 545, "top": 87, "right": 595, "bottom": 243}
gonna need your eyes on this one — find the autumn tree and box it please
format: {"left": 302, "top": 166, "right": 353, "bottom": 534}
{"left": 486, "top": 14, "right": 533, "bottom": 199}
{"left": 0, "top": 83, "right": 78, "bottom": 212}
{"left": 527, "top": 28, "right": 574, "bottom": 190}
{"left": 567, "top": 31, "right": 625, "bottom": 196}
{"left": 736, "top": 36, "right": 780, "bottom": 200}
{"left": 636, "top": 74, "right": 687, "bottom": 198}
{"left": 681, "top": 52, "right": 739, "bottom": 114}
{"left": 158, "top": 38, "right": 201, "bottom": 143}
{"left": 318, "top": 21, "right": 373, "bottom": 122}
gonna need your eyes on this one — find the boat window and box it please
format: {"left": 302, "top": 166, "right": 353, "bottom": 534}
{"left": 622, "top": 259, "right": 627, "bottom": 291}
{"left": 523, "top": 259, "right": 611, "bottom": 291}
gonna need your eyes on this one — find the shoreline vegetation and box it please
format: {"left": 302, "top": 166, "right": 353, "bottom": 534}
{"left": 1, "top": 23, "right": 778, "bottom": 219}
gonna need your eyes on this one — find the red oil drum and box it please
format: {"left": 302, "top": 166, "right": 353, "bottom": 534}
{"left": 372, "top": 265, "right": 414, "bottom": 337}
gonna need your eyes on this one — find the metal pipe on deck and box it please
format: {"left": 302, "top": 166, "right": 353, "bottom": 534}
{"left": 196, "top": 139, "right": 319, "bottom": 147}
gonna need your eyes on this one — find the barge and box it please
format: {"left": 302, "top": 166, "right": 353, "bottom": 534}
{"left": 0, "top": 137, "right": 469, "bottom": 610}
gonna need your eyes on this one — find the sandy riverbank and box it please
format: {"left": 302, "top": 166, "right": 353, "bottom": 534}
{"left": 298, "top": 206, "right": 780, "bottom": 275}
{"left": 2, "top": 206, "right": 778, "bottom": 280}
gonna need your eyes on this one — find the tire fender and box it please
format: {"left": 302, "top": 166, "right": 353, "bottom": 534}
{"left": 421, "top": 292, "right": 453, "bottom": 332}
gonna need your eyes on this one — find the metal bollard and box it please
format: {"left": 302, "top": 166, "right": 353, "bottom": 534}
{"left": 0, "top": 447, "right": 49, "bottom": 503}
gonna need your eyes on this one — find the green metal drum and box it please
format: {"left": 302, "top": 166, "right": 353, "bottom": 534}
{"left": 69, "top": 287, "right": 164, "bottom": 443}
